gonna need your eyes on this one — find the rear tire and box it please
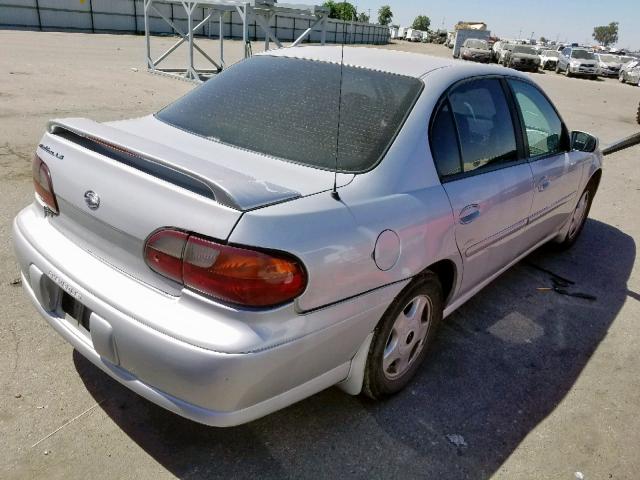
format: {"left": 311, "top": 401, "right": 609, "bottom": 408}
{"left": 362, "top": 273, "right": 443, "bottom": 400}
{"left": 554, "top": 183, "right": 595, "bottom": 250}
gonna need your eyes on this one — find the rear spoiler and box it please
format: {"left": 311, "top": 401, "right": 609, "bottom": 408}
{"left": 47, "top": 118, "right": 301, "bottom": 211}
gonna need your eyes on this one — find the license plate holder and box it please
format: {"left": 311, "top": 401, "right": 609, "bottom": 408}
{"left": 61, "top": 292, "right": 92, "bottom": 332}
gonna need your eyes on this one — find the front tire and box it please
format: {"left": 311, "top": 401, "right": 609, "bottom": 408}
{"left": 619, "top": 72, "right": 626, "bottom": 83}
{"left": 555, "top": 184, "right": 594, "bottom": 250}
{"left": 362, "top": 273, "right": 443, "bottom": 400}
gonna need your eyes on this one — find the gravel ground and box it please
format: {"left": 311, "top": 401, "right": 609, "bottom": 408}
{"left": 1, "top": 31, "right": 640, "bottom": 480}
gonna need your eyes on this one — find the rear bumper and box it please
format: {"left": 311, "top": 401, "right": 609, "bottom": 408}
{"left": 13, "top": 204, "right": 404, "bottom": 426}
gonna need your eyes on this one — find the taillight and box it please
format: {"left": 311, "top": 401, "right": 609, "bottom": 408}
{"left": 32, "top": 154, "right": 59, "bottom": 214}
{"left": 144, "top": 228, "right": 307, "bottom": 308}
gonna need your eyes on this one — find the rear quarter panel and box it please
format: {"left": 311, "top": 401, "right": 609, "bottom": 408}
{"left": 229, "top": 75, "right": 468, "bottom": 313}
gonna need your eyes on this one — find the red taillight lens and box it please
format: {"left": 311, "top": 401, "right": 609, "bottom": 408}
{"left": 183, "top": 236, "right": 307, "bottom": 307}
{"left": 144, "top": 229, "right": 189, "bottom": 283}
{"left": 143, "top": 229, "right": 307, "bottom": 308}
{"left": 32, "top": 154, "right": 59, "bottom": 214}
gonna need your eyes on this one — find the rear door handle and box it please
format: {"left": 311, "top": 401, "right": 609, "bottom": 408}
{"left": 537, "top": 176, "right": 551, "bottom": 192}
{"left": 459, "top": 204, "right": 480, "bottom": 224}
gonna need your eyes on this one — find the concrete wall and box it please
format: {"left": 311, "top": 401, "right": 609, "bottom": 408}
{"left": 0, "top": 0, "right": 389, "bottom": 44}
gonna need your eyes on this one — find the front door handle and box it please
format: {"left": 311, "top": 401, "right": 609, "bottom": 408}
{"left": 459, "top": 204, "right": 480, "bottom": 224}
{"left": 537, "top": 176, "right": 551, "bottom": 192}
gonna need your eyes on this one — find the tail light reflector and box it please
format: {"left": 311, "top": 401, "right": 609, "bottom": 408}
{"left": 144, "top": 229, "right": 307, "bottom": 308}
{"left": 144, "top": 229, "right": 189, "bottom": 283}
{"left": 32, "top": 154, "right": 59, "bottom": 214}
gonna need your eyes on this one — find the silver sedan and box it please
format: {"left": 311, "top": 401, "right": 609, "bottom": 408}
{"left": 13, "top": 47, "right": 602, "bottom": 426}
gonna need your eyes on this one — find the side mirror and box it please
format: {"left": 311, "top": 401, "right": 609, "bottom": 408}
{"left": 571, "top": 131, "right": 598, "bottom": 153}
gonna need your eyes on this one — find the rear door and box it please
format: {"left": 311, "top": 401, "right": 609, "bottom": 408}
{"left": 506, "top": 79, "right": 586, "bottom": 242}
{"left": 430, "top": 77, "right": 534, "bottom": 297}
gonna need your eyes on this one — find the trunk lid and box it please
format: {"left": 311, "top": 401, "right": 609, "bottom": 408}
{"left": 40, "top": 117, "right": 352, "bottom": 295}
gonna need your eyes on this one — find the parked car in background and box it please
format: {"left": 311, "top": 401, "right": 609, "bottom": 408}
{"left": 556, "top": 48, "right": 598, "bottom": 79}
{"left": 539, "top": 49, "right": 560, "bottom": 70}
{"left": 619, "top": 60, "right": 640, "bottom": 86}
{"left": 460, "top": 39, "right": 492, "bottom": 63}
{"left": 452, "top": 29, "right": 491, "bottom": 58}
{"left": 405, "top": 28, "right": 423, "bottom": 42}
{"left": 492, "top": 40, "right": 506, "bottom": 62}
{"left": 503, "top": 45, "right": 540, "bottom": 71}
{"left": 596, "top": 53, "right": 623, "bottom": 77}
{"left": 496, "top": 42, "right": 514, "bottom": 64}
{"left": 13, "top": 48, "right": 603, "bottom": 427}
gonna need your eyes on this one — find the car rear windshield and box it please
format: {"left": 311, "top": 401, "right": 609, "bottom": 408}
{"left": 598, "top": 54, "right": 617, "bottom": 62}
{"left": 156, "top": 56, "right": 423, "bottom": 172}
{"left": 544, "top": 50, "right": 559, "bottom": 57}
{"left": 513, "top": 46, "right": 536, "bottom": 54}
{"left": 466, "top": 40, "right": 488, "bottom": 49}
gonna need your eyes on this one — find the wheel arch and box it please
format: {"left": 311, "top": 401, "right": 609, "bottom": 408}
{"left": 418, "top": 258, "right": 458, "bottom": 306}
{"left": 586, "top": 168, "right": 602, "bottom": 193}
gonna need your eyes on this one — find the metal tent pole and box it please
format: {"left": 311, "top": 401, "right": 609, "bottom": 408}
{"left": 263, "top": 12, "right": 270, "bottom": 50}
{"left": 185, "top": 1, "right": 196, "bottom": 79}
{"left": 219, "top": 10, "right": 225, "bottom": 67}
{"left": 320, "top": 14, "right": 327, "bottom": 44}
{"left": 240, "top": 3, "right": 250, "bottom": 58}
{"left": 144, "top": 0, "right": 152, "bottom": 69}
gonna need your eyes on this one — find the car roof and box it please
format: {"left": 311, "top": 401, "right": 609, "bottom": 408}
{"left": 260, "top": 45, "right": 524, "bottom": 80}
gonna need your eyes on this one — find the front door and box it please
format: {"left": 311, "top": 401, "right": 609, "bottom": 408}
{"left": 430, "top": 77, "right": 534, "bottom": 297}
{"left": 506, "top": 79, "right": 586, "bottom": 242}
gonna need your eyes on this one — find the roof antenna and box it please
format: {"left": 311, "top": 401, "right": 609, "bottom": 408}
{"left": 331, "top": 22, "right": 346, "bottom": 201}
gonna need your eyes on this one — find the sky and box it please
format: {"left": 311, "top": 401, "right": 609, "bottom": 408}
{"left": 300, "top": 0, "right": 640, "bottom": 50}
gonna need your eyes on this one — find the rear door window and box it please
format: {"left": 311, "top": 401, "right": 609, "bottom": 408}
{"left": 447, "top": 78, "right": 519, "bottom": 173}
{"left": 430, "top": 102, "right": 462, "bottom": 177}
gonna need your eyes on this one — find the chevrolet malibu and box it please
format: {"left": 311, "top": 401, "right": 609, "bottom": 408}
{"left": 13, "top": 47, "right": 602, "bottom": 427}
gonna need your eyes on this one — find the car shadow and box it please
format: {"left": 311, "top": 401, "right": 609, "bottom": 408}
{"left": 74, "top": 218, "right": 634, "bottom": 479}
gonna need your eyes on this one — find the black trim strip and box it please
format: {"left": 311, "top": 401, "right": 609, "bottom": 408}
{"left": 465, "top": 217, "right": 529, "bottom": 257}
{"left": 528, "top": 191, "right": 576, "bottom": 223}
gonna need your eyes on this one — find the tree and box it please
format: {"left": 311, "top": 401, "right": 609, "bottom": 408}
{"left": 539, "top": 36, "right": 548, "bottom": 44}
{"left": 323, "top": 1, "right": 357, "bottom": 21}
{"left": 411, "top": 15, "right": 430, "bottom": 31}
{"left": 378, "top": 5, "right": 393, "bottom": 26}
{"left": 357, "top": 12, "right": 369, "bottom": 23}
{"left": 592, "top": 22, "right": 619, "bottom": 47}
